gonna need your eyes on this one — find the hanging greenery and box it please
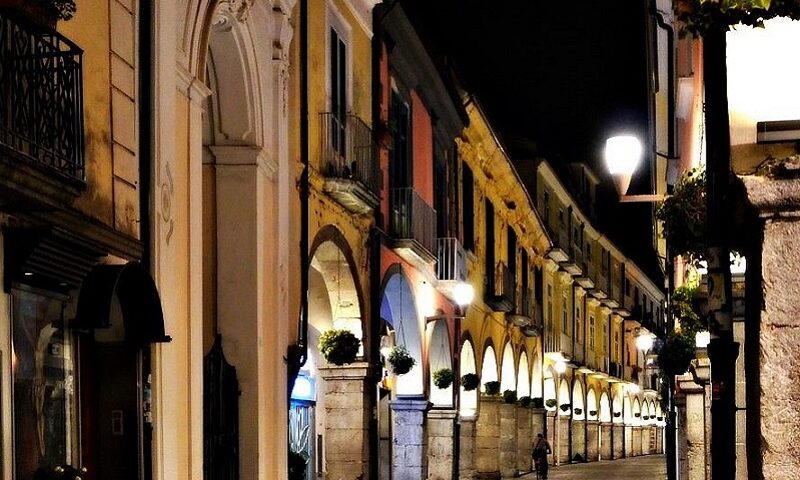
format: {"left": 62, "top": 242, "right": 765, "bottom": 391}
{"left": 589, "top": 410, "right": 598, "bottom": 417}
{"left": 461, "top": 373, "right": 480, "bottom": 391}
{"left": 659, "top": 283, "right": 705, "bottom": 378}
{"left": 614, "top": 412, "right": 622, "bottom": 418}
{"left": 559, "top": 403, "right": 571, "bottom": 412}
{"left": 670, "top": 283, "right": 704, "bottom": 333}
{"left": 574, "top": 407, "right": 583, "bottom": 416}
{"left": 502, "top": 389, "right": 518, "bottom": 404}
{"left": 41, "top": 0, "right": 76, "bottom": 20}
{"left": 531, "top": 397, "right": 545, "bottom": 409}
{"left": 518, "top": 396, "right": 532, "bottom": 407}
{"left": 677, "top": 0, "right": 800, "bottom": 37}
{"left": 319, "top": 329, "right": 360, "bottom": 366}
{"left": 433, "top": 368, "right": 455, "bottom": 389}
{"left": 655, "top": 168, "right": 707, "bottom": 262}
{"left": 388, "top": 345, "right": 416, "bottom": 375}
{"left": 545, "top": 399, "right": 558, "bottom": 409}
{"left": 483, "top": 381, "right": 501, "bottom": 396}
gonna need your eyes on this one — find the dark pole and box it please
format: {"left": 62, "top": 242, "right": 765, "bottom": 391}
{"left": 665, "top": 246, "right": 678, "bottom": 480}
{"left": 452, "top": 311, "right": 462, "bottom": 480}
{"left": 702, "top": 26, "right": 739, "bottom": 480}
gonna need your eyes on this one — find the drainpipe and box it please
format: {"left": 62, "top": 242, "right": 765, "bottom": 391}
{"left": 287, "top": 0, "right": 309, "bottom": 405}
{"left": 138, "top": 0, "right": 152, "bottom": 269}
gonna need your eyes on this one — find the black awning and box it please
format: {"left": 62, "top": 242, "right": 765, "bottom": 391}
{"left": 74, "top": 261, "right": 171, "bottom": 344}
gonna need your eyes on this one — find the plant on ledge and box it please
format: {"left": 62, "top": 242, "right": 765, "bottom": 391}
{"left": 387, "top": 345, "right": 416, "bottom": 375}
{"left": 319, "top": 329, "right": 360, "bottom": 366}
{"left": 545, "top": 399, "right": 558, "bottom": 409}
{"left": 655, "top": 167, "right": 706, "bottom": 263}
{"left": 432, "top": 368, "right": 454, "bottom": 389}
{"left": 483, "top": 381, "right": 501, "bottom": 396}
{"left": 531, "top": 397, "right": 544, "bottom": 409}
{"left": 573, "top": 407, "right": 583, "bottom": 416}
{"left": 518, "top": 396, "right": 532, "bottom": 407}
{"left": 461, "top": 373, "right": 480, "bottom": 391}
{"left": 502, "top": 389, "right": 518, "bottom": 404}
{"left": 559, "top": 403, "right": 571, "bottom": 412}
{"left": 2, "top": 0, "right": 78, "bottom": 22}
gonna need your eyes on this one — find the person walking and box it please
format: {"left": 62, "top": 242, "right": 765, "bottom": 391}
{"left": 532, "top": 433, "right": 552, "bottom": 479}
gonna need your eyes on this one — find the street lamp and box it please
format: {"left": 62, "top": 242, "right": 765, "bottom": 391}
{"left": 451, "top": 281, "right": 473, "bottom": 480}
{"left": 604, "top": 135, "right": 664, "bottom": 203}
{"left": 635, "top": 331, "right": 654, "bottom": 352}
{"left": 553, "top": 359, "right": 568, "bottom": 375}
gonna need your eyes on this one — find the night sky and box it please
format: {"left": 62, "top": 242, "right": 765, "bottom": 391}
{"left": 404, "top": 0, "right": 662, "bottom": 281}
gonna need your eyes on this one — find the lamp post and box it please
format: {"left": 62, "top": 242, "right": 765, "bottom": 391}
{"left": 604, "top": 135, "right": 665, "bottom": 203}
{"left": 451, "top": 282, "right": 474, "bottom": 480}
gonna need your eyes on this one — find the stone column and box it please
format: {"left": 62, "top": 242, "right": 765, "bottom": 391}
{"left": 474, "top": 396, "right": 501, "bottom": 479}
{"left": 556, "top": 414, "right": 570, "bottom": 465}
{"left": 612, "top": 422, "right": 624, "bottom": 459}
{"left": 631, "top": 425, "right": 641, "bottom": 456}
{"left": 545, "top": 410, "right": 556, "bottom": 466}
{"left": 624, "top": 425, "right": 632, "bottom": 457}
{"left": 319, "top": 364, "right": 372, "bottom": 479}
{"left": 459, "top": 416, "right": 477, "bottom": 480}
{"left": 570, "top": 419, "right": 586, "bottom": 462}
{"left": 516, "top": 406, "right": 533, "bottom": 474}
{"left": 586, "top": 420, "right": 599, "bottom": 461}
{"left": 600, "top": 422, "right": 613, "bottom": 460}
{"left": 427, "top": 409, "right": 457, "bottom": 480}
{"left": 499, "top": 402, "right": 517, "bottom": 478}
{"left": 676, "top": 357, "right": 711, "bottom": 480}
{"left": 391, "top": 396, "right": 431, "bottom": 480}
{"left": 743, "top": 172, "right": 800, "bottom": 480}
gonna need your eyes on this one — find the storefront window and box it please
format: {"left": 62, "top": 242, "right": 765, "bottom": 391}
{"left": 11, "top": 288, "right": 78, "bottom": 479}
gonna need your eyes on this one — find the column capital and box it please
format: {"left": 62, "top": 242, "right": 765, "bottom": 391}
{"left": 428, "top": 408, "right": 458, "bottom": 420}
{"left": 318, "top": 361, "right": 374, "bottom": 380}
{"left": 390, "top": 395, "right": 432, "bottom": 412}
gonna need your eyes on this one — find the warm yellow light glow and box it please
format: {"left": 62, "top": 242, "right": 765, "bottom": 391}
{"left": 695, "top": 330, "right": 711, "bottom": 349}
{"left": 636, "top": 333, "right": 654, "bottom": 352}
{"left": 553, "top": 360, "right": 567, "bottom": 374}
{"left": 453, "top": 282, "right": 475, "bottom": 308}
{"left": 605, "top": 135, "right": 642, "bottom": 176}
{"left": 727, "top": 18, "right": 800, "bottom": 145}
{"left": 628, "top": 383, "right": 640, "bottom": 395}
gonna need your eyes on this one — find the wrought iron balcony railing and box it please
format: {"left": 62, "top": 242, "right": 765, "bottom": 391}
{"left": 319, "top": 112, "right": 380, "bottom": 197}
{"left": 485, "top": 261, "right": 515, "bottom": 312}
{"left": 0, "top": 10, "right": 84, "bottom": 181}
{"left": 436, "top": 237, "right": 466, "bottom": 283}
{"left": 389, "top": 187, "right": 436, "bottom": 260}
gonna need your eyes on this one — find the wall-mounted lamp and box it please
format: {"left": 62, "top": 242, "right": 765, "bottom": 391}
{"left": 554, "top": 359, "right": 568, "bottom": 375}
{"left": 605, "top": 135, "right": 666, "bottom": 203}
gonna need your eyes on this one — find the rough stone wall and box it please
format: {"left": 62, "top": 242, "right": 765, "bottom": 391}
{"left": 600, "top": 424, "right": 613, "bottom": 460}
{"left": 459, "top": 417, "right": 477, "bottom": 480}
{"left": 571, "top": 420, "right": 586, "bottom": 461}
{"left": 676, "top": 361, "right": 711, "bottom": 480}
{"left": 427, "top": 410, "right": 456, "bottom": 480}
{"left": 390, "top": 397, "right": 430, "bottom": 480}
{"left": 556, "top": 416, "right": 570, "bottom": 464}
{"left": 631, "top": 427, "right": 641, "bottom": 456}
{"left": 499, "top": 403, "right": 518, "bottom": 477}
{"left": 516, "top": 407, "right": 532, "bottom": 474}
{"left": 474, "top": 397, "right": 500, "bottom": 478}
{"left": 612, "top": 424, "right": 624, "bottom": 459}
{"left": 545, "top": 413, "right": 556, "bottom": 465}
{"left": 586, "top": 421, "right": 599, "bottom": 461}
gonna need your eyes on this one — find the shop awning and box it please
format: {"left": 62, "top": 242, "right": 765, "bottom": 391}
{"left": 75, "top": 261, "right": 171, "bottom": 344}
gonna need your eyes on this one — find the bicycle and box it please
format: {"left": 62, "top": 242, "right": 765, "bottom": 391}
{"left": 533, "top": 453, "right": 549, "bottom": 480}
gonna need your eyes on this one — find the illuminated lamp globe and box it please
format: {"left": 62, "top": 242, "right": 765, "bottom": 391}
{"left": 453, "top": 282, "right": 475, "bottom": 308}
{"left": 635, "top": 333, "right": 654, "bottom": 352}
{"left": 695, "top": 330, "right": 711, "bottom": 348}
{"left": 628, "top": 383, "right": 640, "bottom": 395}
{"left": 553, "top": 360, "right": 568, "bottom": 374}
{"left": 605, "top": 135, "right": 642, "bottom": 197}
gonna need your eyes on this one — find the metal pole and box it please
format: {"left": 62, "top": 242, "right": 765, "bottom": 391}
{"left": 702, "top": 26, "right": 739, "bottom": 480}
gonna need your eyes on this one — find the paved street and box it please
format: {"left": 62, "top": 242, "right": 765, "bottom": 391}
{"left": 520, "top": 455, "right": 667, "bottom": 480}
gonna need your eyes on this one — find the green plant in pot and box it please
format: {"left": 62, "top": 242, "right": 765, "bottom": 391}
{"left": 634, "top": 412, "right": 641, "bottom": 418}
{"left": 388, "top": 345, "right": 416, "bottom": 375}
{"left": 518, "top": 396, "right": 532, "bottom": 407}
{"left": 502, "top": 389, "right": 517, "bottom": 404}
{"left": 559, "top": 403, "right": 571, "bottom": 412}
{"left": 531, "top": 397, "right": 544, "bottom": 409}
{"left": 613, "top": 412, "right": 621, "bottom": 418}
{"left": 655, "top": 167, "right": 707, "bottom": 262}
{"left": 319, "top": 329, "right": 360, "bottom": 366}
{"left": 589, "top": 410, "right": 598, "bottom": 417}
{"left": 545, "top": 399, "right": 557, "bottom": 409}
{"left": 573, "top": 407, "right": 583, "bottom": 416}
{"left": 433, "top": 368, "right": 454, "bottom": 389}
{"left": 461, "top": 373, "right": 480, "bottom": 391}
{"left": 483, "top": 380, "right": 501, "bottom": 396}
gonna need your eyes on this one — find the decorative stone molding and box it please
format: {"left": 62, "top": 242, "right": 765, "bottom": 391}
{"left": 427, "top": 409, "right": 458, "bottom": 480}
{"left": 216, "top": 0, "right": 253, "bottom": 22}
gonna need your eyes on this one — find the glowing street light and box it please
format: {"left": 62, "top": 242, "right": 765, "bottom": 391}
{"left": 554, "top": 360, "right": 568, "bottom": 375}
{"left": 453, "top": 282, "right": 475, "bottom": 308}
{"left": 636, "top": 332, "right": 654, "bottom": 352}
{"left": 604, "top": 135, "right": 664, "bottom": 203}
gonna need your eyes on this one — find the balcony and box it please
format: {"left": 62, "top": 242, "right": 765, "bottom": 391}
{"left": 435, "top": 237, "right": 467, "bottom": 300}
{"left": 508, "top": 285, "right": 534, "bottom": 328}
{"left": 320, "top": 113, "right": 380, "bottom": 214}
{"left": 485, "top": 261, "right": 515, "bottom": 312}
{"left": 591, "top": 270, "right": 609, "bottom": 300}
{"left": 0, "top": 10, "right": 85, "bottom": 208}
{"left": 608, "top": 361, "right": 623, "bottom": 380}
{"left": 389, "top": 187, "right": 437, "bottom": 267}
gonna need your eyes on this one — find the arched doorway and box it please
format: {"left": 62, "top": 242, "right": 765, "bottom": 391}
{"left": 481, "top": 344, "right": 499, "bottom": 393}
{"left": 517, "top": 351, "right": 531, "bottom": 398}
{"left": 428, "top": 319, "right": 453, "bottom": 406}
{"left": 500, "top": 342, "right": 516, "bottom": 393}
{"left": 571, "top": 380, "right": 586, "bottom": 462}
{"left": 460, "top": 339, "right": 478, "bottom": 416}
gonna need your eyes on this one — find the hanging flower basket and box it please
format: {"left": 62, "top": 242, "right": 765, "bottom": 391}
{"left": 589, "top": 410, "right": 598, "bottom": 417}
{"left": 518, "top": 396, "right": 532, "bottom": 407}
{"left": 531, "top": 397, "right": 544, "bottom": 409}
{"left": 502, "top": 389, "right": 518, "bottom": 404}
{"left": 634, "top": 412, "right": 641, "bottom": 418}
{"left": 559, "top": 403, "right": 571, "bottom": 412}
{"left": 461, "top": 373, "right": 480, "bottom": 391}
{"left": 657, "top": 416, "right": 664, "bottom": 422}
{"left": 573, "top": 407, "right": 583, "bottom": 416}
{"left": 614, "top": 412, "right": 622, "bottom": 418}
{"left": 388, "top": 345, "right": 416, "bottom": 375}
{"left": 319, "top": 329, "right": 360, "bottom": 366}
{"left": 483, "top": 381, "right": 501, "bottom": 396}
{"left": 433, "top": 368, "right": 455, "bottom": 389}
{"left": 545, "top": 399, "right": 558, "bottom": 409}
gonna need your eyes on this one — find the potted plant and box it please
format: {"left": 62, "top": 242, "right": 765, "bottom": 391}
{"left": 657, "top": 416, "right": 664, "bottom": 422}
{"left": 461, "top": 373, "right": 480, "bottom": 391}
{"left": 613, "top": 412, "right": 621, "bottom": 418}
{"left": 502, "top": 389, "right": 517, "bottom": 404}
{"left": 589, "top": 410, "right": 597, "bottom": 417}
{"left": 634, "top": 412, "right": 641, "bottom": 418}
{"left": 518, "top": 396, "right": 532, "bottom": 407}
{"left": 559, "top": 403, "right": 571, "bottom": 412}
{"left": 433, "top": 368, "right": 454, "bottom": 389}
{"left": 650, "top": 415, "right": 657, "bottom": 420}
{"left": 655, "top": 167, "right": 706, "bottom": 262}
{"left": 483, "top": 380, "right": 501, "bottom": 396}
{"left": 573, "top": 407, "right": 583, "bottom": 415}
{"left": 545, "top": 399, "right": 557, "bottom": 409}
{"left": 387, "top": 345, "right": 416, "bottom": 375}
{"left": 531, "top": 397, "right": 544, "bottom": 409}
{"left": 0, "top": 0, "right": 77, "bottom": 26}
{"left": 319, "top": 329, "right": 360, "bottom": 365}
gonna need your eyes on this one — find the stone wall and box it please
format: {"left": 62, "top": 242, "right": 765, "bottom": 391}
{"left": 556, "top": 416, "right": 570, "bottom": 464}
{"left": 676, "top": 359, "right": 711, "bottom": 480}
{"left": 586, "top": 421, "right": 599, "bottom": 461}
{"left": 390, "top": 396, "right": 430, "bottom": 480}
{"left": 612, "top": 424, "right": 624, "bottom": 459}
{"left": 460, "top": 417, "right": 477, "bottom": 479}
{"left": 571, "top": 420, "right": 586, "bottom": 462}
{"left": 475, "top": 397, "right": 500, "bottom": 479}
{"left": 600, "top": 423, "right": 613, "bottom": 460}
{"left": 499, "top": 403, "right": 517, "bottom": 477}
{"left": 427, "top": 409, "right": 456, "bottom": 480}
{"left": 516, "top": 406, "right": 532, "bottom": 474}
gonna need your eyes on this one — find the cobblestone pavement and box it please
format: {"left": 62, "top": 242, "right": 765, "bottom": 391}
{"left": 519, "top": 454, "right": 667, "bottom": 480}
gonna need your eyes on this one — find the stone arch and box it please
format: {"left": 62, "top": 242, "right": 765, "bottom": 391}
{"left": 530, "top": 342, "right": 543, "bottom": 398}
{"left": 516, "top": 350, "right": 531, "bottom": 398}
{"left": 379, "top": 268, "right": 423, "bottom": 395}
{"left": 460, "top": 337, "right": 478, "bottom": 416}
{"left": 587, "top": 388, "right": 598, "bottom": 420}
{"left": 481, "top": 342, "right": 499, "bottom": 393}
{"left": 499, "top": 341, "right": 516, "bottom": 393}
{"left": 641, "top": 400, "right": 650, "bottom": 424}
{"left": 613, "top": 392, "right": 623, "bottom": 424}
{"left": 428, "top": 318, "right": 453, "bottom": 406}
{"left": 572, "top": 380, "right": 585, "bottom": 419}
{"left": 543, "top": 366, "right": 557, "bottom": 411}
{"left": 630, "top": 397, "right": 639, "bottom": 424}
{"left": 558, "top": 377, "right": 571, "bottom": 415}
{"left": 599, "top": 391, "right": 612, "bottom": 422}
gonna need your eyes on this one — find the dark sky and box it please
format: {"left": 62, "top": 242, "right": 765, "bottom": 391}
{"left": 403, "top": 0, "right": 663, "bottom": 281}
